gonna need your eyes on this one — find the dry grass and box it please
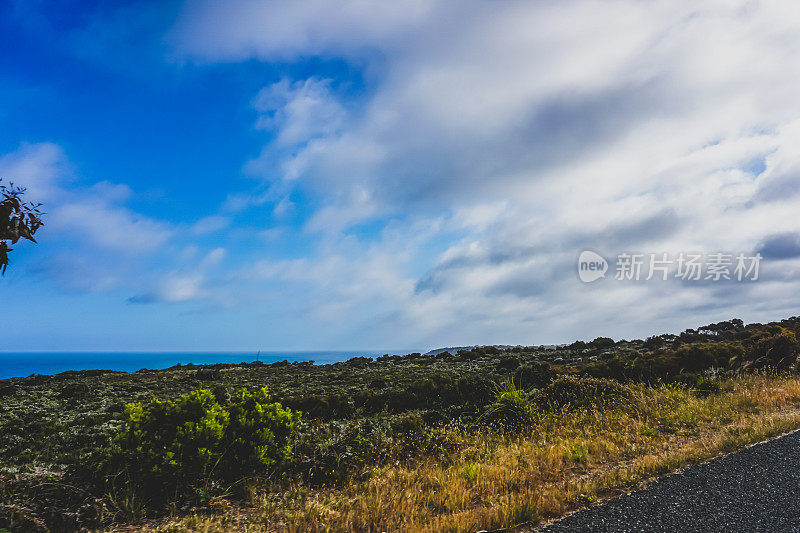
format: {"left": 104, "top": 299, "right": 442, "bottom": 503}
{"left": 130, "top": 374, "right": 800, "bottom": 533}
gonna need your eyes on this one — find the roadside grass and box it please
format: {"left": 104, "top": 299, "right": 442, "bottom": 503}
{"left": 137, "top": 373, "right": 800, "bottom": 532}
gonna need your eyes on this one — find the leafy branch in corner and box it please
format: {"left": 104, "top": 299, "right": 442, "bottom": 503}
{"left": 0, "top": 179, "right": 45, "bottom": 275}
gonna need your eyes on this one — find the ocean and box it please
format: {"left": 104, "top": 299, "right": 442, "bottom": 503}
{"left": 0, "top": 351, "right": 389, "bottom": 380}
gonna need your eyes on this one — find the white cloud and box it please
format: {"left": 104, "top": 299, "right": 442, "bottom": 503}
{"left": 0, "top": 143, "right": 237, "bottom": 305}
{"left": 252, "top": 78, "right": 346, "bottom": 147}
{"left": 164, "top": 1, "right": 800, "bottom": 345}
{"left": 191, "top": 215, "right": 231, "bottom": 235}
{"left": 169, "top": 0, "right": 433, "bottom": 62}
{"left": 50, "top": 198, "right": 171, "bottom": 253}
{"left": 0, "top": 143, "right": 173, "bottom": 254}
{"left": 131, "top": 247, "right": 229, "bottom": 305}
{"left": 0, "top": 142, "right": 72, "bottom": 201}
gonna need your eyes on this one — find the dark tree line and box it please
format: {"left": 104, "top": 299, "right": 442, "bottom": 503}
{"left": 0, "top": 180, "right": 43, "bottom": 275}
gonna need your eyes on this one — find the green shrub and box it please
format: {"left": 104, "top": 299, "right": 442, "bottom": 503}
{"left": 286, "top": 393, "right": 353, "bottom": 419}
{"left": 407, "top": 375, "right": 460, "bottom": 409}
{"left": 390, "top": 411, "right": 427, "bottom": 436}
{"left": 112, "top": 386, "right": 299, "bottom": 508}
{"left": 540, "top": 375, "right": 631, "bottom": 411}
{"left": 743, "top": 328, "right": 800, "bottom": 370}
{"left": 116, "top": 389, "right": 228, "bottom": 491}
{"left": 673, "top": 343, "right": 742, "bottom": 373}
{"left": 291, "top": 419, "right": 383, "bottom": 485}
{"left": 497, "top": 356, "right": 521, "bottom": 371}
{"left": 457, "top": 374, "right": 496, "bottom": 407}
{"left": 462, "top": 462, "right": 480, "bottom": 483}
{"left": 479, "top": 379, "right": 536, "bottom": 431}
{"left": 514, "top": 361, "right": 557, "bottom": 388}
{"left": 584, "top": 355, "right": 631, "bottom": 381}
{"left": 221, "top": 387, "right": 300, "bottom": 481}
{"left": 673, "top": 373, "right": 721, "bottom": 396}
{"left": 589, "top": 337, "right": 616, "bottom": 349}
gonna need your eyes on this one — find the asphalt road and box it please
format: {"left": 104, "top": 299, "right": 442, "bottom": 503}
{"left": 539, "top": 430, "right": 800, "bottom": 532}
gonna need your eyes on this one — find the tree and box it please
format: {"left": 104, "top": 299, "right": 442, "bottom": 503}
{"left": 0, "top": 180, "right": 44, "bottom": 274}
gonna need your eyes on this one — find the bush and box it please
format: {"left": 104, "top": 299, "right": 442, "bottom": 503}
{"left": 407, "top": 375, "right": 459, "bottom": 408}
{"left": 568, "top": 340, "right": 588, "bottom": 350}
{"left": 743, "top": 328, "right": 800, "bottom": 370}
{"left": 115, "top": 390, "right": 227, "bottom": 492}
{"left": 589, "top": 337, "right": 616, "bottom": 349}
{"left": 673, "top": 343, "right": 742, "bottom": 373}
{"left": 674, "top": 373, "right": 721, "bottom": 397}
{"left": 479, "top": 379, "right": 536, "bottom": 431}
{"left": 514, "top": 361, "right": 557, "bottom": 388}
{"left": 643, "top": 335, "right": 665, "bottom": 350}
{"left": 112, "top": 387, "right": 299, "bottom": 508}
{"left": 457, "top": 374, "right": 496, "bottom": 407}
{"left": 286, "top": 393, "right": 353, "bottom": 420}
{"left": 540, "top": 375, "right": 631, "bottom": 411}
{"left": 221, "top": 387, "right": 300, "bottom": 481}
{"left": 497, "top": 356, "right": 521, "bottom": 371}
{"left": 291, "top": 419, "right": 385, "bottom": 485}
{"left": 584, "top": 355, "right": 630, "bottom": 381}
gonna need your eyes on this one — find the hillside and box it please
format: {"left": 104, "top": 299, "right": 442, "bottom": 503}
{"left": 3, "top": 316, "right": 800, "bottom": 531}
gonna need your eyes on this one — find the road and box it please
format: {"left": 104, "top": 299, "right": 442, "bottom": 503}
{"left": 539, "top": 430, "right": 800, "bottom": 532}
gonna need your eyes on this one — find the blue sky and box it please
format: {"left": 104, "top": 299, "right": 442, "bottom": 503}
{"left": 3, "top": 0, "right": 800, "bottom": 352}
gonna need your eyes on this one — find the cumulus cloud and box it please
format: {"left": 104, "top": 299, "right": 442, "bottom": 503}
{"left": 130, "top": 247, "right": 228, "bottom": 304}
{"left": 0, "top": 143, "right": 232, "bottom": 305}
{"left": 0, "top": 144, "right": 173, "bottom": 254}
{"left": 56, "top": 0, "right": 800, "bottom": 346}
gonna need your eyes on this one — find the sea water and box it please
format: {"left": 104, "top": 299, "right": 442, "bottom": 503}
{"left": 0, "top": 351, "right": 389, "bottom": 380}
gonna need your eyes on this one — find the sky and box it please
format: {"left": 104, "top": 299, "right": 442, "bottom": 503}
{"left": 2, "top": 0, "right": 800, "bottom": 352}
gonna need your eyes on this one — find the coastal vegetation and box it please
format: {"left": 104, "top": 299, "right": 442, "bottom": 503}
{"left": 3, "top": 317, "right": 800, "bottom": 531}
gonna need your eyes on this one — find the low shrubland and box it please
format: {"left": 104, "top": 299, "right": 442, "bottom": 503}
{"left": 138, "top": 374, "right": 800, "bottom": 532}
{"left": 4, "top": 316, "right": 800, "bottom": 531}
{"left": 106, "top": 387, "right": 298, "bottom": 514}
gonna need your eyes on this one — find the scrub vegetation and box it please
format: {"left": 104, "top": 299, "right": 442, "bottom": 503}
{"left": 3, "top": 317, "right": 800, "bottom": 531}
